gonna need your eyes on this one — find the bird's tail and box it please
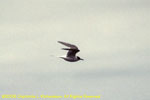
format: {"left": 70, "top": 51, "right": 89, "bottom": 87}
{"left": 61, "top": 48, "right": 71, "bottom": 50}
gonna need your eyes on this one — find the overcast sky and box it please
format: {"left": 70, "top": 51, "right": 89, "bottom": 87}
{"left": 0, "top": 0, "right": 150, "bottom": 100}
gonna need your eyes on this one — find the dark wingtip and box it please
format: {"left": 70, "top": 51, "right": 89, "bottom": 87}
{"left": 58, "top": 41, "right": 65, "bottom": 44}
{"left": 80, "top": 59, "right": 84, "bottom": 60}
{"left": 57, "top": 41, "right": 61, "bottom": 43}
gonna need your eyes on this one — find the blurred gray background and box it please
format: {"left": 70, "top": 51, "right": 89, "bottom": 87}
{"left": 0, "top": 0, "right": 150, "bottom": 100}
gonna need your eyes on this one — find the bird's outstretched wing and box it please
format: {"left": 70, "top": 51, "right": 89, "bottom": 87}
{"left": 58, "top": 41, "right": 80, "bottom": 57}
{"left": 58, "top": 41, "right": 78, "bottom": 49}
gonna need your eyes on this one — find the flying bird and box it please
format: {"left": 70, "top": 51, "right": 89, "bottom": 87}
{"left": 58, "top": 41, "right": 84, "bottom": 62}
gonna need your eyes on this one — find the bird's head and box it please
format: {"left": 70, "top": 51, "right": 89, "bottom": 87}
{"left": 77, "top": 56, "right": 84, "bottom": 61}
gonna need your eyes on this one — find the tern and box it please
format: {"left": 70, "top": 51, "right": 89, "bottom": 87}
{"left": 58, "top": 41, "right": 84, "bottom": 62}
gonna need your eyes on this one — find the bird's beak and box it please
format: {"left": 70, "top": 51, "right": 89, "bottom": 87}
{"left": 80, "top": 58, "right": 84, "bottom": 60}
